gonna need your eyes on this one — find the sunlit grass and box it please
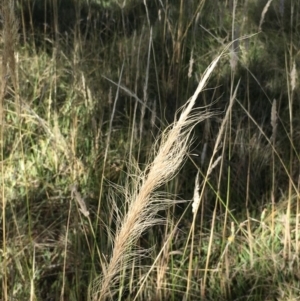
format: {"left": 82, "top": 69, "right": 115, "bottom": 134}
{"left": 0, "top": 0, "right": 300, "bottom": 300}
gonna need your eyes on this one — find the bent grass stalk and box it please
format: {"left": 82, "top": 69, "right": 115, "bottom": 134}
{"left": 92, "top": 51, "right": 227, "bottom": 301}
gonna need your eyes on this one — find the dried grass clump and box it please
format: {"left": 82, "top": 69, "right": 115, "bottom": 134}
{"left": 92, "top": 52, "right": 225, "bottom": 301}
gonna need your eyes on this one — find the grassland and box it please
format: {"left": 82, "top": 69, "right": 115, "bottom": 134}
{"left": 1, "top": 0, "right": 300, "bottom": 300}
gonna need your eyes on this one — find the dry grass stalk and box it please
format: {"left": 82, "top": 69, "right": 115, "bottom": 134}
{"left": 290, "top": 60, "right": 297, "bottom": 92}
{"left": 270, "top": 99, "right": 277, "bottom": 144}
{"left": 71, "top": 183, "right": 89, "bottom": 217}
{"left": 188, "top": 49, "right": 194, "bottom": 78}
{"left": 259, "top": 0, "right": 274, "bottom": 31}
{"left": 197, "top": 82, "right": 239, "bottom": 298}
{"left": 140, "top": 28, "right": 152, "bottom": 138}
{"left": 150, "top": 100, "right": 157, "bottom": 129}
{"left": 0, "top": 0, "right": 19, "bottom": 117}
{"left": 92, "top": 53, "right": 224, "bottom": 301}
{"left": 192, "top": 171, "right": 200, "bottom": 214}
{"left": 207, "top": 155, "right": 222, "bottom": 176}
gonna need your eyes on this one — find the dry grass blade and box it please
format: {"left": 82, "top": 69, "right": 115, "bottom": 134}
{"left": 71, "top": 184, "right": 89, "bottom": 217}
{"left": 259, "top": 0, "right": 273, "bottom": 31}
{"left": 290, "top": 60, "right": 297, "bottom": 92}
{"left": 270, "top": 99, "right": 277, "bottom": 144}
{"left": 92, "top": 52, "right": 225, "bottom": 301}
{"left": 192, "top": 171, "right": 200, "bottom": 214}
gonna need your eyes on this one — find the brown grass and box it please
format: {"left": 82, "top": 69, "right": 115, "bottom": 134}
{"left": 91, "top": 52, "right": 226, "bottom": 301}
